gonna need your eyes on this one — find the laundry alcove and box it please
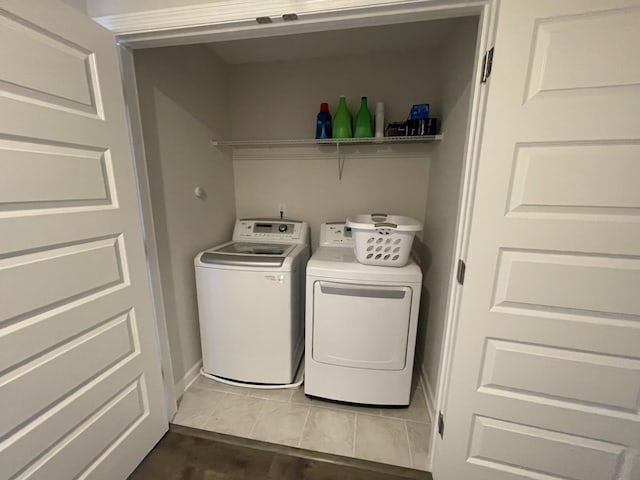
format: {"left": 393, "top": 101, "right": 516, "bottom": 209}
{"left": 131, "top": 14, "right": 479, "bottom": 471}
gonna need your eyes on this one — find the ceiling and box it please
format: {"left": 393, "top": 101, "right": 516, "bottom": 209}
{"left": 207, "top": 17, "right": 474, "bottom": 65}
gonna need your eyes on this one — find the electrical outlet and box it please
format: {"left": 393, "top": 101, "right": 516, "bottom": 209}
{"left": 278, "top": 203, "right": 286, "bottom": 218}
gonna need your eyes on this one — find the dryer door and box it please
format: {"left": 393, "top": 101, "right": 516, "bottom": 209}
{"left": 312, "top": 281, "right": 412, "bottom": 370}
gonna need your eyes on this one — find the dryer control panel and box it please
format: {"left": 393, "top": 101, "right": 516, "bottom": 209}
{"left": 233, "top": 219, "right": 308, "bottom": 244}
{"left": 319, "top": 222, "right": 354, "bottom": 247}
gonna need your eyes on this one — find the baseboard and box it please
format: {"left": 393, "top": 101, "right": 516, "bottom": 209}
{"left": 418, "top": 358, "right": 436, "bottom": 423}
{"left": 174, "top": 359, "right": 202, "bottom": 399}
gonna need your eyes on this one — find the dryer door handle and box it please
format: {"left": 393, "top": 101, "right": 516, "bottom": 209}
{"left": 319, "top": 282, "right": 406, "bottom": 299}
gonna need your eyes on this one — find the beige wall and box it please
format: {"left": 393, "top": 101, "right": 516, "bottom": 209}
{"left": 229, "top": 50, "right": 441, "bottom": 141}
{"left": 417, "top": 17, "right": 479, "bottom": 404}
{"left": 230, "top": 50, "right": 440, "bottom": 247}
{"left": 234, "top": 152, "right": 431, "bottom": 248}
{"left": 134, "top": 45, "right": 236, "bottom": 390}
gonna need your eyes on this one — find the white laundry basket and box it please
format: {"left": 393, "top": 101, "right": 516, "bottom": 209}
{"left": 346, "top": 213, "right": 422, "bottom": 267}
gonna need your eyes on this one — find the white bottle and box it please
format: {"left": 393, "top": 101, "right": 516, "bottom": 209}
{"left": 375, "top": 101, "right": 385, "bottom": 138}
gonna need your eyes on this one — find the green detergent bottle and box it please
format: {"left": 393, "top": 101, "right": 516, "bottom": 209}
{"left": 333, "top": 96, "right": 352, "bottom": 138}
{"left": 354, "top": 96, "right": 373, "bottom": 138}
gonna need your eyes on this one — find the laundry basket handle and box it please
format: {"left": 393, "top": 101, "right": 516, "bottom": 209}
{"left": 374, "top": 222, "right": 398, "bottom": 228}
{"left": 371, "top": 212, "right": 389, "bottom": 223}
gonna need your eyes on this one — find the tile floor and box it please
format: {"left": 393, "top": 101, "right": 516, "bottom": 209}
{"left": 172, "top": 374, "right": 432, "bottom": 471}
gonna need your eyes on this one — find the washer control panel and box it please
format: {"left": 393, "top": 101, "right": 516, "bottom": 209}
{"left": 233, "top": 219, "right": 308, "bottom": 244}
{"left": 319, "top": 222, "right": 354, "bottom": 247}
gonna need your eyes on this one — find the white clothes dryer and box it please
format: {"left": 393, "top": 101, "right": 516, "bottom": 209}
{"left": 305, "top": 222, "right": 422, "bottom": 405}
{"left": 195, "top": 219, "right": 309, "bottom": 386}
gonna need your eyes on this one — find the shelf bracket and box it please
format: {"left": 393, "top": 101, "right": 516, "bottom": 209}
{"left": 209, "top": 138, "right": 233, "bottom": 157}
{"left": 210, "top": 138, "right": 224, "bottom": 152}
{"left": 336, "top": 142, "right": 345, "bottom": 180}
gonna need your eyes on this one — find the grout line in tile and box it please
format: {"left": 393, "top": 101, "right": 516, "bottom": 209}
{"left": 405, "top": 418, "right": 433, "bottom": 426}
{"left": 247, "top": 398, "right": 268, "bottom": 438}
{"left": 252, "top": 387, "right": 297, "bottom": 403}
{"left": 201, "top": 384, "right": 246, "bottom": 397}
{"left": 198, "top": 392, "right": 228, "bottom": 431}
{"left": 297, "top": 405, "right": 312, "bottom": 448}
{"left": 351, "top": 410, "right": 382, "bottom": 419}
{"left": 247, "top": 395, "right": 291, "bottom": 403}
{"left": 352, "top": 413, "right": 358, "bottom": 458}
{"left": 308, "top": 402, "right": 380, "bottom": 417}
{"left": 404, "top": 420, "right": 414, "bottom": 469}
{"left": 227, "top": 392, "right": 247, "bottom": 398}
{"left": 379, "top": 413, "right": 429, "bottom": 423}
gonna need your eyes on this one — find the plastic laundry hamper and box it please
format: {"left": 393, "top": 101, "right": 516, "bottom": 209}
{"left": 346, "top": 213, "right": 422, "bottom": 267}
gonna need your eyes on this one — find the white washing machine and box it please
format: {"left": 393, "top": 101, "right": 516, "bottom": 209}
{"left": 195, "top": 219, "right": 309, "bottom": 385}
{"left": 305, "top": 222, "right": 422, "bottom": 405}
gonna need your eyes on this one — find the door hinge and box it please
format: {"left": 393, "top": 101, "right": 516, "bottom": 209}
{"left": 481, "top": 47, "right": 494, "bottom": 83}
{"left": 438, "top": 411, "right": 445, "bottom": 439}
{"left": 457, "top": 259, "right": 466, "bottom": 285}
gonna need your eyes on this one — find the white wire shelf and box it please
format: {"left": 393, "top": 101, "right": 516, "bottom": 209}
{"left": 210, "top": 135, "right": 442, "bottom": 148}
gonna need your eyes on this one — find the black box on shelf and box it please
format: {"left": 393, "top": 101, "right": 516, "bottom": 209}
{"left": 408, "top": 118, "right": 438, "bottom": 136}
{"left": 386, "top": 122, "right": 408, "bottom": 136}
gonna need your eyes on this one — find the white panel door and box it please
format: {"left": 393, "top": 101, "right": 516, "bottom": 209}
{"left": 0, "top": 1, "right": 167, "bottom": 479}
{"left": 435, "top": 1, "right": 640, "bottom": 479}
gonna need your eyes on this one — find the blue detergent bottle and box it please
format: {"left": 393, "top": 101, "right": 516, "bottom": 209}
{"left": 315, "top": 102, "right": 332, "bottom": 139}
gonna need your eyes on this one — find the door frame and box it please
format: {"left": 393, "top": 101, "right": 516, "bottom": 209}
{"left": 114, "top": 0, "right": 499, "bottom": 471}
{"left": 118, "top": 46, "right": 179, "bottom": 420}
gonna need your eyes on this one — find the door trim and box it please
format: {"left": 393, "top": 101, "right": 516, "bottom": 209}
{"left": 113, "top": 0, "right": 499, "bottom": 472}
{"left": 99, "top": 0, "right": 489, "bottom": 48}
{"left": 429, "top": 1, "right": 499, "bottom": 471}
{"left": 118, "top": 46, "right": 178, "bottom": 419}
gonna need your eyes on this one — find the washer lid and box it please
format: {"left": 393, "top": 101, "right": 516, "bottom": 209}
{"left": 200, "top": 242, "right": 295, "bottom": 267}
{"left": 307, "top": 247, "right": 422, "bottom": 283}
